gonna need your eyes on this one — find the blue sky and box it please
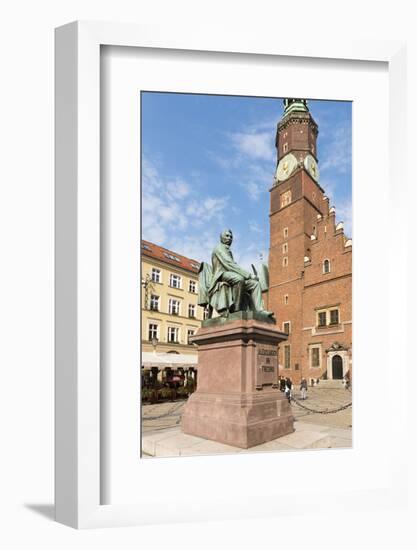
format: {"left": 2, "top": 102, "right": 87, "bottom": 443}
{"left": 141, "top": 92, "right": 352, "bottom": 270}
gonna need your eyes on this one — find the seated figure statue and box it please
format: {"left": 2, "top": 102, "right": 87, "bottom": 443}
{"left": 198, "top": 228, "right": 274, "bottom": 319}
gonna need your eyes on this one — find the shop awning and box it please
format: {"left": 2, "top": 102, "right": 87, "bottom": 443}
{"left": 141, "top": 352, "right": 198, "bottom": 369}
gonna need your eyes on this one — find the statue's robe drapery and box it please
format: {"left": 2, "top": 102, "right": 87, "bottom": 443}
{"left": 198, "top": 243, "right": 252, "bottom": 313}
{"left": 209, "top": 243, "right": 251, "bottom": 292}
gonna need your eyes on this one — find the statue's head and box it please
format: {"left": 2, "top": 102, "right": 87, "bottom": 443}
{"left": 220, "top": 229, "right": 233, "bottom": 245}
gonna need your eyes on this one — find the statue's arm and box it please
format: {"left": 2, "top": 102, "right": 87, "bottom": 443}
{"left": 215, "top": 247, "right": 251, "bottom": 279}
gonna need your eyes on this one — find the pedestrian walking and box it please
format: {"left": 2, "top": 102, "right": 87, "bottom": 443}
{"left": 279, "top": 375, "right": 286, "bottom": 392}
{"left": 344, "top": 370, "right": 351, "bottom": 390}
{"left": 285, "top": 377, "right": 292, "bottom": 402}
{"left": 300, "top": 377, "right": 308, "bottom": 400}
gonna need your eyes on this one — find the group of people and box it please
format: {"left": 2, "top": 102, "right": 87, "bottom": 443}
{"left": 278, "top": 376, "right": 309, "bottom": 402}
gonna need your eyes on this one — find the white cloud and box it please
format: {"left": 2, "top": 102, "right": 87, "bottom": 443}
{"left": 172, "top": 231, "right": 217, "bottom": 263}
{"left": 185, "top": 196, "right": 229, "bottom": 225}
{"left": 319, "top": 125, "right": 351, "bottom": 176}
{"left": 237, "top": 162, "right": 275, "bottom": 202}
{"left": 249, "top": 221, "right": 263, "bottom": 234}
{"left": 145, "top": 224, "right": 167, "bottom": 244}
{"left": 170, "top": 179, "right": 191, "bottom": 199}
{"left": 207, "top": 126, "right": 276, "bottom": 203}
{"left": 203, "top": 197, "right": 227, "bottom": 213}
{"left": 141, "top": 157, "right": 230, "bottom": 256}
{"left": 242, "top": 180, "right": 263, "bottom": 201}
{"left": 206, "top": 150, "right": 240, "bottom": 171}
{"left": 234, "top": 246, "right": 269, "bottom": 273}
{"left": 230, "top": 131, "right": 275, "bottom": 162}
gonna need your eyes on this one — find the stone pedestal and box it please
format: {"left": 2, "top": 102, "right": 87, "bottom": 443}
{"left": 181, "top": 312, "right": 294, "bottom": 449}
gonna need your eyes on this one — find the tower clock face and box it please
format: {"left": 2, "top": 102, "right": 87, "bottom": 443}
{"left": 275, "top": 153, "right": 298, "bottom": 182}
{"left": 304, "top": 154, "right": 320, "bottom": 182}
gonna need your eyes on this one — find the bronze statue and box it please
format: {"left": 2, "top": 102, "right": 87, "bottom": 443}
{"left": 198, "top": 229, "right": 273, "bottom": 319}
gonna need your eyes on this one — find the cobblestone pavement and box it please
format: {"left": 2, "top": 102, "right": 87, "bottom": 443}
{"left": 141, "top": 387, "right": 352, "bottom": 434}
{"left": 291, "top": 387, "right": 352, "bottom": 429}
{"left": 142, "top": 400, "right": 186, "bottom": 433}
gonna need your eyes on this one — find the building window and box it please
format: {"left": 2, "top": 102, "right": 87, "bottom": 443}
{"left": 311, "top": 347, "right": 320, "bottom": 368}
{"left": 323, "top": 259, "right": 330, "bottom": 274}
{"left": 284, "top": 345, "right": 291, "bottom": 369}
{"left": 283, "top": 142, "right": 288, "bottom": 153}
{"left": 187, "top": 329, "right": 195, "bottom": 344}
{"left": 188, "top": 304, "right": 196, "bottom": 318}
{"left": 282, "top": 243, "right": 288, "bottom": 254}
{"left": 189, "top": 280, "right": 197, "bottom": 293}
{"left": 151, "top": 268, "right": 161, "bottom": 283}
{"left": 283, "top": 227, "right": 289, "bottom": 238}
{"left": 329, "top": 309, "right": 339, "bottom": 325}
{"left": 280, "top": 190, "right": 292, "bottom": 208}
{"left": 168, "top": 298, "right": 180, "bottom": 315}
{"left": 284, "top": 294, "right": 289, "bottom": 305}
{"left": 148, "top": 323, "right": 159, "bottom": 341}
{"left": 150, "top": 294, "right": 160, "bottom": 311}
{"left": 169, "top": 274, "right": 182, "bottom": 288}
{"left": 318, "top": 311, "right": 327, "bottom": 327}
{"left": 167, "top": 326, "right": 179, "bottom": 343}
{"left": 282, "top": 256, "right": 288, "bottom": 267}
{"left": 316, "top": 307, "right": 340, "bottom": 328}
{"left": 283, "top": 321, "right": 290, "bottom": 334}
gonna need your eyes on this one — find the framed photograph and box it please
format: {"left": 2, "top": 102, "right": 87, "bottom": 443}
{"left": 139, "top": 93, "right": 353, "bottom": 457}
{"left": 55, "top": 21, "right": 407, "bottom": 528}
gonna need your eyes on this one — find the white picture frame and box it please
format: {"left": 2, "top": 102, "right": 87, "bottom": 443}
{"left": 55, "top": 21, "right": 408, "bottom": 529}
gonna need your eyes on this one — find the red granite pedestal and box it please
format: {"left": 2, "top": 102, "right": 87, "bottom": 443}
{"left": 181, "top": 313, "right": 294, "bottom": 449}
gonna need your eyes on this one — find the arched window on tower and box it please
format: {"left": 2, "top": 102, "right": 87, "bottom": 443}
{"left": 323, "top": 259, "right": 330, "bottom": 274}
{"left": 280, "top": 190, "right": 292, "bottom": 208}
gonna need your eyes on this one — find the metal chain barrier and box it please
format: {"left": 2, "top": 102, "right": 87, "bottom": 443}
{"left": 142, "top": 393, "right": 352, "bottom": 419}
{"left": 290, "top": 395, "right": 352, "bottom": 414}
{"left": 142, "top": 401, "right": 185, "bottom": 421}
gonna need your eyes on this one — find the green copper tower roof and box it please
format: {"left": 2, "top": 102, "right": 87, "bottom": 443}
{"left": 282, "top": 98, "right": 309, "bottom": 116}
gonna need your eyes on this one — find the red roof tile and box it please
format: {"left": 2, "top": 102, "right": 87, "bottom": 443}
{"left": 141, "top": 240, "right": 200, "bottom": 274}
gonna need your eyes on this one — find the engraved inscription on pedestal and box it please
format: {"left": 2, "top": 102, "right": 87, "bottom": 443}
{"left": 256, "top": 344, "right": 278, "bottom": 389}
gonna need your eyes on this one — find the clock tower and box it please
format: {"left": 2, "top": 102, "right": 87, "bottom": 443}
{"left": 269, "top": 98, "right": 327, "bottom": 378}
{"left": 275, "top": 98, "right": 319, "bottom": 169}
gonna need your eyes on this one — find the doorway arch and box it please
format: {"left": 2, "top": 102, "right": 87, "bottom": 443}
{"left": 332, "top": 355, "right": 343, "bottom": 379}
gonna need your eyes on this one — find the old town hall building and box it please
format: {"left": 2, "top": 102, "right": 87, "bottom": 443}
{"left": 269, "top": 99, "right": 352, "bottom": 385}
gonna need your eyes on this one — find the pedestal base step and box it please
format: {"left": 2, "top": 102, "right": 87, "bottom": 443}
{"left": 181, "top": 391, "right": 294, "bottom": 449}
{"left": 142, "top": 421, "right": 352, "bottom": 458}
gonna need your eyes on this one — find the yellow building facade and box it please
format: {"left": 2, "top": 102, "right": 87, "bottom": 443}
{"left": 141, "top": 240, "right": 203, "bottom": 355}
